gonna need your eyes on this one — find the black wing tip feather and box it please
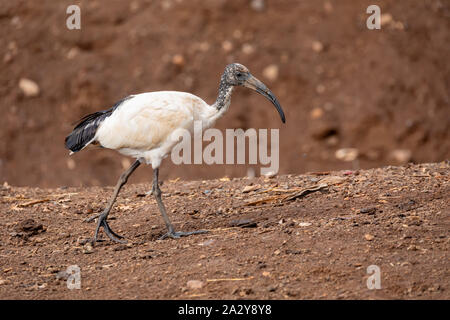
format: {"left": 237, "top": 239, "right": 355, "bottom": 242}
{"left": 64, "top": 95, "right": 134, "bottom": 153}
{"left": 65, "top": 111, "right": 106, "bottom": 152}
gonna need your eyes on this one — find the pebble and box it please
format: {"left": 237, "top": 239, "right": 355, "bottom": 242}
{"left": 67, "top": 158, "right": 76, "bottom": 170}
{"left": 242, "top": 43, "right": 255, "bottom": 55}
{"left": 360, "top": 207, "right": 376, "bottom": 215}
{"left": 250, "top": 0, "right": 265, "bottom": 11}
{"left": 16, "top": 219, "right": 44, "bottom": 235}
{"left": 56, "top": 270, "right": 69, "bottom": 280}
{"left": 316, "top": 84, "right": 326, "bottom": 94}
{"left": 66, "top": 47, "right": 79, "bottom": 59}
{"left": 262, "top": 64, "right": 279, "bottom": 81}
{"left": 364, "top": 234, "right": 375, "bottom": 241}
{"left": 19, "top": 78, "right": 40, "bottom": 97}
{"left": 310, "top": 107, "right": 324, "bottom": 119}
{"left": 311, "top": 41, "right": 324, "bottom": 53}
{"left": 171, "top": 54, "right": 185, "bottom": 67}
{"left": 319, "top": 175, "right": 345, "bottom": 185}
{"left": 82, "top": 243, "right": 94, "bottom": 254}
{"left": 324, "top": 1, "right": 333, "bottom": 13}
{"left": 229, "top": 219, "right": 257, "bottom": 228}
{"left": 186, "top": 280, "right": 204, "bottom": 290}
{"left": 389, "top": 149, "right": 412, "bottom": 164}
{"left": 299, "top": 222, "right": 312, "bottom": 227}
{"left": 335, "top": 148, "right": 359, "bottom": 162}
{"left": 198, "top": 239, "right": 215, "bottom": 246}
{"left": 222, "top": 40, "right": 233, "bottom": 52}
{"left": 381, "top": 13, "right": 393, "bottom": 26}
{"left": 242, "top": 185, "right": 260, "bottom": 193}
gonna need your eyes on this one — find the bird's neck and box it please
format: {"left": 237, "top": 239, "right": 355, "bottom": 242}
{"left": 212, "top": 76, "right": 234, "bottom": 112}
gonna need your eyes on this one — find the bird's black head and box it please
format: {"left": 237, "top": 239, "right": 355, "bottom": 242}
{"left": 223, "top": 63, "right": 251, "bottom": 86}
{"left": 222, "top": 63, "right": 285, "bottom": 123}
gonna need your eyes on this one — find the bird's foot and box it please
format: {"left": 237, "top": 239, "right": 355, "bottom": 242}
{"left": 159, "top": 229, "right": 208, "bottom": 240}
{"left": 92, "top": 215, "right": 127, "bottom": 244}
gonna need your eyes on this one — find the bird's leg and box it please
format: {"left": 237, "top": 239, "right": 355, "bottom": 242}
{"left": 86, "top": 159, "right": 141, "bottom": 244}
{"left": 152, "top": 168, "right": 208, "bottom": 240}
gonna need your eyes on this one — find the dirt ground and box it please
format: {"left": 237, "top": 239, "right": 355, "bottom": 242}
{"left": 1, "top": 0, "right": 449, "bottom": 187}
{"left": 0, "top": 162, "right": 448, "bottom": 299}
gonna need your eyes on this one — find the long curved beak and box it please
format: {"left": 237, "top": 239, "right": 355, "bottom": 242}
{"left": 243, "top": 74, "right": 286, "bottom": 123}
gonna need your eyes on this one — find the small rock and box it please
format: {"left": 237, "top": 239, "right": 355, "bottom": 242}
{"left": 324, "top": 1, "right": 333, "bottom": 13}
{"left": 66, "top": 47, "right": 79, "bottom": 59}
{"left": 316, "top": 84, "right": 326, "bottom": 94}
{"left": 3, "top": 52, "right": 13, "bottom": 64}
{"left": 335, "top": 148, "right": 359, "bottom": 162}
{"left": 16, "top": 219, "right": 44, "bottom": 235}
{"left": 364, "top": 234, "right": 375, "bottom": 241}
{"left": 239, "top": 288, "right": 254, "bottom": 296}
{"left": 262, "top": 64, "right": 279, "bottom": 81}
{"left": 389, "top": 149, "right": 412, "bottom": 164}
{"left": 82, "top": 243, "right": 94, "bottom": 254}
{"left": 233, "top": 29, "right": 242, "bottom": 39}
{"left": 360, "top": 207, "right": 376, "bottom": 215}
{"left": 242, "top": 185, "right": 260, "bottom": 193}
{"left": 56, "top": 270, "right": 69, "bottom": 280}
{"left": 19, "top": 78, "right": 40, "bottom": 97}
{"left": 242, "top": 43, "right": 255, "bottom": 55}
{"left": 198, "top": 239, "right": 215, "bottom": 246}
{"left": 38, "top": 283, "right": 48, "bottom": 289}
{"left": 268, "top": 285, "right": 277, "bottom": 292}
{"left": 319, "top": 175, "right": 345, "bottom": 185}
{"left": 380, "top": 13, "right": 393, "bottom": 26}
{"left": 298, "top": 222, "right": 312, "bottom": 227}
{"left": 222, "top": 40, "right": 233, "bottom": 52}
{"left": 310, "top": 107, "right": 324, "bottom": 119}
{"left": 229, "top": 219, "right": 257, "bottom": 228}
{"left": 311, "top": 41, "right": 324, "bottom": 53}
{"left": 0, "top": 279, "right": 10, "bottom": 285}
{"left": 171, "top": 54, "right": 185, "bottom": 67}
{"left": 186, "top": 280, "right": 204, "bottom": 290}
{"left": 250, "top": 0, "right": 265, "bottom": 11}
{"left": 67, "top": 158, "right": 76, "bottom": 170}
{"left": 396, "top": 199, "right": 416, "bottom": 211}
{"left": 77, "top": 237, "right": 92, "bottom": 245}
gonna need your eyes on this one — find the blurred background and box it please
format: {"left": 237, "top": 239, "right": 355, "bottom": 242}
{"left": 0, "top": 0, "right": 449, "bottom": 187}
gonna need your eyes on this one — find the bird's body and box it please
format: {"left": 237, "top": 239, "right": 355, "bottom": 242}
{"left": 89, "top": 91, "right": 229, "bottom": 168}
{"left": 65, "top": 63, "right": 285, "bottom": 244}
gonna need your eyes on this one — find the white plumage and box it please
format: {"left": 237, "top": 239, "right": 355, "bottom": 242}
{"left": 94, "top": 91, "right": 229, "bottom": 169}
{"left": 65, "top": 63, "right": 285, "bottom": 244}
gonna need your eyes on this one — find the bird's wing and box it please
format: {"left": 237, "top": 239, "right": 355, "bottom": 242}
{"left": 95, "top": 92, "right": 206, "bottom": 151}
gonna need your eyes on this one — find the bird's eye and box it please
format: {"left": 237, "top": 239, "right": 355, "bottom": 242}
{"left": 236, "top": 72, "right": 243, "bottom": 79}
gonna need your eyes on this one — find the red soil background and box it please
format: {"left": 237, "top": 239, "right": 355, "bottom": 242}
{"left": 1, "top": 0, "right": 449, "bottom": 188}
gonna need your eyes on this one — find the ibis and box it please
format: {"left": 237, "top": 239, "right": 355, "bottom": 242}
{"left": 65, "top": 63, "right": 285, "bottom": 244}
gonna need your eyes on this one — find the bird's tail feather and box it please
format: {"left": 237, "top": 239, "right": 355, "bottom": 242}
{"left": 64, "top": 111, "right": 106, "bottom": 153}
{"left": 65, "top": 95, "right": 133, "bottom": 153}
